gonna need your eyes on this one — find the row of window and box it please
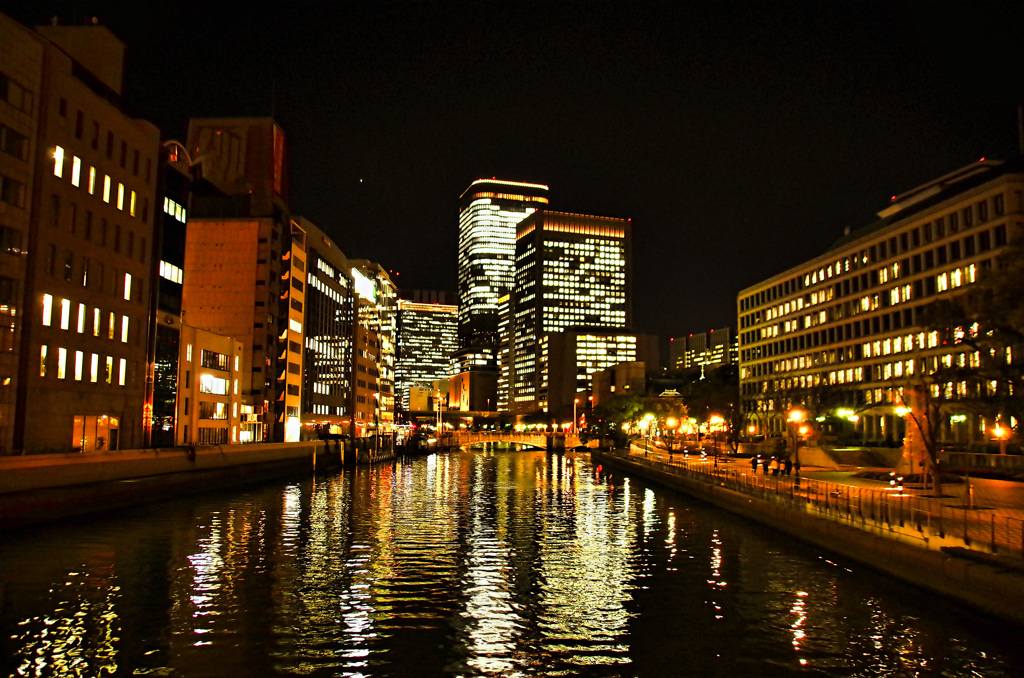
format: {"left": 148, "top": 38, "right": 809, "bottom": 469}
{"left": 52, "top": 146, "right": 149, "bottom": 224}
{"left": 60, "top": 101, "right": 153, "bottom": 185}
{"left": 745, "top": 225, "right": 1004, "bottom": 329}
{"left": 50, "top": 193, "right": 148, "bottom": 267}
{"left": 41, "top": 294, "right": 130, "bottom": 342}
{"left": 39, "top": 344, "right": 128, "bottom": 385}
{"left": 740, "top": 192, "right": 1008, "bottom": 312}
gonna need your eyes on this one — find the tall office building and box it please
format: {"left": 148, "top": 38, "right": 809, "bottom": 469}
{"left": 300, "top": 218, "right": 356, "bottom": 437}
{"left": 738, "top": 158, "right": 1024, "bottom": 443}
{"left": 349, "top": 260, "right": 397, "bottom": 430}
{"left": 457, "top": 178, "right": 548, "bottom": 347}
{"left": 182, "top": 117, "right": 300, "bottom": 442}
{"left": 5, "top": 16, "right": 161, "bottom": 454}
{"left": 395, "top": 297, "right": 457, "bottom": 412}
{"left": 511, "top": 211, "right": 633, "bottom": 415}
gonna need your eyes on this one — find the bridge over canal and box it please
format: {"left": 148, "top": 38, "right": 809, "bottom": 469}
{"left": 450, "top": 431, "right": 583, "bottom": 451}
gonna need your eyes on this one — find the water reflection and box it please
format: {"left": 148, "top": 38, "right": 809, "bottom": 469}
{"left": 1, "top": 451, "right": 1022, "bottom": 677}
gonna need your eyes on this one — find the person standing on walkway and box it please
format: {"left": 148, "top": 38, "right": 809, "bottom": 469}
{"left": 784, "top": 458, "right": 793, "bottom": 476}
{"left": 771, "top": 457, "right": 780, "bottom": 476}
{"left": 762, "top": 457, "right": 770, "bottom": 475}
{"left": 751, "top": 456, "right": 759, "bottom": 473}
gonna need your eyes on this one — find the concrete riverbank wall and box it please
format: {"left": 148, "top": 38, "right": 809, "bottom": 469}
{"left": 594, "top": 449, "right": 1024, "bottom": 626}
{"left": 0, "top": 442, "right": 327, "bottom": 530}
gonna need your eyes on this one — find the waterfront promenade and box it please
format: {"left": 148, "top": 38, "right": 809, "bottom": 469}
{"left": 619, "top": 442, "right": 1024, "bottom": 561}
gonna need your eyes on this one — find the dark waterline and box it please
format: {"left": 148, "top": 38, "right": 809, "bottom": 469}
{"left": 1, "top": 451, "right": 1021, "bottom": 677}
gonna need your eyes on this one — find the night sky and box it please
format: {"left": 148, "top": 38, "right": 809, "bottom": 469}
{"left": 12, "top": 2, "right": 1024, "bottom": 342}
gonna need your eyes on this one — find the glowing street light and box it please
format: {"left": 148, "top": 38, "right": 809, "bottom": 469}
{"left": 992, "top": 423, "right": 1011, "bottom": 455}
{"left": 643, "top": 413, "right": 655, "bottom": 456}
{"left": 665, "top": 416, "right": 679, "bottom": 455}
{"left": 787, "top": 407, "right": 808, "bottom": 471}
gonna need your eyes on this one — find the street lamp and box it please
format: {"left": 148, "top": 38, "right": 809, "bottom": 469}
{"left": 708, "top": 414, "right": 725, "bottom": 467}
{"left": 643, "top": 413, "right": 655, "bottom": 456}
{"left": 665, "top": 416, "right": 679, "bottom": 455}
{"left": 993, "top": 423, "right": 1011, "bottom": 455}
{"left": 573, "top": 398, "right": 579, "bottom": 434}
{"left": 787, "top": 407, "right": 807, "bottom": 470}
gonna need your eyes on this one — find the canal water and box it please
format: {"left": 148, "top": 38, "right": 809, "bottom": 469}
{"left": 1, "top": 450, "right": 1022, "bottom": 677}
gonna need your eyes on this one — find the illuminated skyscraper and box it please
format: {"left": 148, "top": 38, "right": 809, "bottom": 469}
{"left": 395, "top": 298, "right": 457, "bottom": 412}
{"left": 511, "top": 211, "right": 633, "bottom": 414}
{"left": 457, "top": 178, "right": 548, "bottom": 347}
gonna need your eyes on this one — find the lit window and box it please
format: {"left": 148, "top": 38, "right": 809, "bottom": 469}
{"left": 53, "top": 146, "right": 65, "bottom": 177}
{"left": 77, "top": 303, "right": 85, "bottom": 333}
{"left": 88, "top": 167, "right": 96, "bottom": 194}
{"left": 93, "top": 308, "right": 100, "bottom": 336}
{"left": 71, "top": 156, "right": 81, "bottom": 187}
{"left": 186, "top": 344, "right": 192, "bottom": 361}
{"left": 129, "top": 191, "right": 136, "bottom": 217}
{"left": 121, "top": 315, "right": 129, "bottom": 343}
{"left": 103, "top": 175, "right": 111, "bottom": 203}
{"left": 234, "top": 355, "right": 240, "bottom": 371}
{"left": 40, "top": 345, "right": 47, "bottom": 377}
{"left": 108, "top": 312, "right": 115, "bottom": 339}
{"left": 60, "top": 298, "right": 70, "bottom": 330}
{"left": 90, "top": 353, "right": 98, "bottom": 383}
{"left": 118, "top": 358, "right": 126, "bottom": 386}
{"left": 124, "top": 273, "right": 132, "bottom": 300}
{"left": 289, "top": 319, "right": 302, "bottom": 333}
{"left": 42, "top": 294, "right": 53, "bottom": 326}
{"left": 57, "top": 347, "right": 67, "bottom": 379}
{"left": 74, "top": 350, "right": 83, "bottom": 381}
{"left": 117, "top": 183, "right": 124, "bottom": 211}
{"left": 105, "top": 356, "right": 113, "bottom": 383}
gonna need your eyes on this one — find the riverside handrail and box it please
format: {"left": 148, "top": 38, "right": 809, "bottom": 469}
{"left": 617, "top": 447, "right": 1024, "bottom": 561}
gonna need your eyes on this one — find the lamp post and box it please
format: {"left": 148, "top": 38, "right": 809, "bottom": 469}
{"left": 708, "top": 414, "right": 725, "bottom": 467}
{"left": 787, "top": 407, "right": 807, "bottom": 470}
{"left": 665, "top": 416, "right": 679, "bottom": 457}
{"left": 573, "top": 398, "right": 579, "bottom": 434}
{"left": 993, "top": 423, "right": 1010, "bottom": 455}
{"left": 643, "top": 413, "right": 654, "bottom": 456}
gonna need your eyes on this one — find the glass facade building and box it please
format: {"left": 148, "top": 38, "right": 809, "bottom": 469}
{"left": 457, "top": 179, "right": 548, "bottom": 347}
{"left": 395, "top": 299, "right": 457, "bottom": 412}
{"left": 511, "top": 211, "right": 633, "bottom": 414}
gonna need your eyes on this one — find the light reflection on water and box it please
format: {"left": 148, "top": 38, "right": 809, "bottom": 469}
{"left": 1, "top": 450, "right": 1022, "bottom": 677}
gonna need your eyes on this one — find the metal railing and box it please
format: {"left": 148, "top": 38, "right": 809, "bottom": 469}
{"left": 619, "top": 445, "right": 1024, "bottom": 560}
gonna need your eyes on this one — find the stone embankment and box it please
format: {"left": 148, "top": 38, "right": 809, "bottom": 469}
{"left": 594, "top": 448, "right": 1024, "bottom": 626}
{"left": 0, "top": 442, "right": 328, "bottom": 530}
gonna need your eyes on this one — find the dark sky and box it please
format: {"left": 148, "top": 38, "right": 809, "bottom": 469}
{"left": 13, "top": 2, "right": 1024, "bottom": 341}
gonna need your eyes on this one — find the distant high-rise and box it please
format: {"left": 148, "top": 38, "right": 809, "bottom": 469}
{"left": 670, "top": 328, "right": 737, "bottom": 371}
{"left": 457, "top": 178, "right": 548, "bottom": 347}
{"left": 510, "top": 211, "right": 633, "bottom": 414}
{"left": 395, "top": 298, "right": 457, "bottom": 412}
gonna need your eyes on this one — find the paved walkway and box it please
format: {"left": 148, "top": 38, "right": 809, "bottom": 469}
{"left": 631, "top": 442, "right": 1024, "bottom": 534}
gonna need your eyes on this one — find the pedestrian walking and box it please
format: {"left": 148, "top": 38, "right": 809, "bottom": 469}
{"left": 784, "top": 458, "right": 793, "bottom": 476}
{"left": 751, "top": 456, "right": 759, "bottom": 473}
{"left": 771, "top": 458, "right": 780, "bottom": 476}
